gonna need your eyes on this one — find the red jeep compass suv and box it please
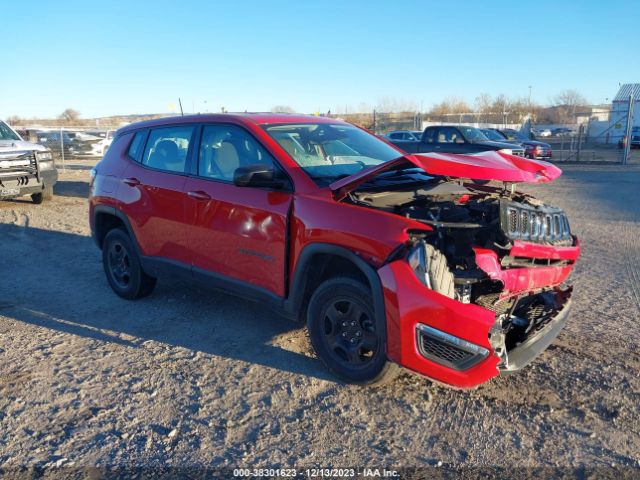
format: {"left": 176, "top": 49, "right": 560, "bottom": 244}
{"left": 89, "top": 114, "right": 579, "bottom": 388}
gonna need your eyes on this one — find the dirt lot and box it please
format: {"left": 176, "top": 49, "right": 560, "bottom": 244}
{"left": 1, "top": 161, "right": 639, "bottom": 477}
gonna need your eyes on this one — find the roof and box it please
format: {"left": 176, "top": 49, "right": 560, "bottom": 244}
{"left": 117, "top": 113, "right": 341, "bottom": 135}
{"left": 613, "top": 84, "right": 640, "bottom": 102}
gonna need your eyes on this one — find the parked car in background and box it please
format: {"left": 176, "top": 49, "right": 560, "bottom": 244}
{"left": 482, "top": 128, "right": 552, "bottom": 160}
{"left": 552, "top": 127, "right": 573, "bottom": 137}
{"left": 617, "top": 127, "right": 640, "bottom": 149}
{"left": 86, "top": 129, "right": 114, "bottom": 156}
{"left": 90, "top": 114, "right": 579, "bottom": 388}
{"left": 0, "top": 120, "right": 58, "bottom": 203}
{"left": 531, "top": 127, "right": 552, "bottom": 138}
{"left": 35, "top": 130, "right": 77, "bottom": 158}
{"left": 383, "top": 130, "right": 421, "bottom": 142}
{"left": 388, "top": 125, "right": 526, "bottom": 156}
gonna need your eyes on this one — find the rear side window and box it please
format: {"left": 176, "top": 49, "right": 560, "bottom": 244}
{"left": 142, "top": 126, "right": 194, "bottom": 173}
{"left": 128, "top": 131, "right": 147, "bottom": 161}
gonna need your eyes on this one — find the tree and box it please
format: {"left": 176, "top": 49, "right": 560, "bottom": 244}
{"left": 551, "top": 90, "right": 588, "bottom": 123}
{"left": 270, "top": 105, "right": 295, "bottom": 113}
{"left": 376, "top": 96, "right": 418, "bottom": 113}
{"left": 553, "top": 89, "right": 588, "bottom": 108}
{"left": 429, "top": 97, "right": 470, "bottom": 116}
{"left": 59, "top": 108, "right": 80, "bottom": 121}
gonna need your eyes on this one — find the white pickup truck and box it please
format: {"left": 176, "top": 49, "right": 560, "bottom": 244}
{"left": 0, "top": 120, "right": 58, "bottom": 203}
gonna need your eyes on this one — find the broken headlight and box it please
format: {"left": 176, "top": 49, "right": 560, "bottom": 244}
{"left": 407, "top": 241, "right": 431, "bottom": 289}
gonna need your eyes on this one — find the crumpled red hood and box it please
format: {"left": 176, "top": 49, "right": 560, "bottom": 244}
{"left": 330, "top": 151, "right": 562, "bottom": 200}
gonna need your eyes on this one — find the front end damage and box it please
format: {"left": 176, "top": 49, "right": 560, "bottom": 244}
{"left": 346, "top": 168, "right": 579, "bottom": 387}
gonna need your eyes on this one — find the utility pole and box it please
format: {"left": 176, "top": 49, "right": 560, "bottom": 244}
{"left": 623, "top": 91, "right": 635, "bottom": 165}
{"left": 528, "top": 85, "right": 532, "bottom": 105}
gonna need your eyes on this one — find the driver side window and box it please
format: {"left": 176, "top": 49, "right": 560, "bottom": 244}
{"left": 199, "top": 124, "right": 276, "bottom": 182}
{"left": 437, "top": 127, "right": 464, "bottom": 144}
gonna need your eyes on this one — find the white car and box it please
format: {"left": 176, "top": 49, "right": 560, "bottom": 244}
{"left": 84, "top": 129, "right": 114, "bottom": 156}
{"left": 532, "top": 128, "right": 552, "bottom": 137}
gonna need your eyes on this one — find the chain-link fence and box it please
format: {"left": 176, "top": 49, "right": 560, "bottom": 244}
{"left": 9, "top": 124, "right": 119, "bottom": 171}
{"left": 10, "top": 102, "right": 640, "bottom": 168}
{"left": 333, "top": 103, "right": 639, "bottom": 164}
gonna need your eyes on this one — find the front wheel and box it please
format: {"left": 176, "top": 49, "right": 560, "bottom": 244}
{"left": 102, "top": 228, "right": 156, "bottom": 300}
{"left": 307, "top": 277, "right": 398, "bottom": 385}
{"left": 31, "top": 184, "right": 53, "bottom": 204}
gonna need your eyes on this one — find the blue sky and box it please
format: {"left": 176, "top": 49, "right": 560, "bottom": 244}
{"left": 2, "top": 0, "right": 639, "bottom": 118}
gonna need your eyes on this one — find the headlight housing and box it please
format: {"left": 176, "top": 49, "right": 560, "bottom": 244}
{"left": 36, "top": 150, "right": 53, "bottom": 161}
{"left": 407, "top": 240, "right": 431, "bottom": 288}
{"left": 499, "top": 148, "right": 513, "bottom": 155}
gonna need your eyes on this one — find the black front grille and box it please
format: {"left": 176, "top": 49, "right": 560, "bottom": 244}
{"left": 500, "top": 200, "right": 573, "bottom": 246}
{"left": 416, "top": 325, "right": 489, "bottom": 371}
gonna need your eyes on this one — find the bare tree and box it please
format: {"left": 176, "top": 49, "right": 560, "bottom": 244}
{"left": 429, "top": 97, "right": 471, "bottom": 116}
{"left": 6, "top": 115, "right": 22, "bottom": 126}
{"left": 58, "top": 108, "right": 80, "bottom": 121}
{"left": 550, "top": 90, "right": 588, "bottom": 124}
{"left": 553, "top": 89, "right": 588, "bottom": 108}
{"left": 270, "top": 105, "right": 295, "bottom": 113}
{"left": 376, "top": 96, "right": 418, "bottom": 113}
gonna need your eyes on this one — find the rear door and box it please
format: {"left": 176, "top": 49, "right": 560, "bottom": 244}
{"left": 183, "top": 123, "right": 292, "bottom": 297}
{"left": 119, "top": 125, "right": 194, "bottom": 265}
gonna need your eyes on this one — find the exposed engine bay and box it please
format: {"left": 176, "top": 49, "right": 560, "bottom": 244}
{"left": 345, "top": 173, "right": 577, "bottom": 367}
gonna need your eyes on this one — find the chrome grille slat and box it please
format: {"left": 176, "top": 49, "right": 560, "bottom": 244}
{"left": 500, "top": 201, "right": 573, "bottom": 246}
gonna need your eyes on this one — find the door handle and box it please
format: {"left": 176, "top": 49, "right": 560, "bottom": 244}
{"left": 123, "top": 177, "right": 140, "bottom": 186}
{"left": 187, "top": 190, "right": 211, "bottom": 201}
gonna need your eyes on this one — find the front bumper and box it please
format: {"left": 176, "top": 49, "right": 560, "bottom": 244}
{"left": 378, "top": 246, "right": 577, "bottom": 388}
{"left": 499, "top": 291, "right": 572, "bottom": 373}
{"left": 0, "top": 168, "right": 58, "bottom": 198}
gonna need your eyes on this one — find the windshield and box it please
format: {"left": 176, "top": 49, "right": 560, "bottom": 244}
{"left": 264, "top": 123, "right": 402, "bottom": 185}
{"left": 459, "top": 126, "right": 489, "bottom": 142}
{"left": 481, "top": 129, "right": 505, "bottom": 141}
{"left": 501, "top": 129, "right": 525, "bottom": 141}
{"left": 0, "top": 121, "right": 21, "bottom": 141}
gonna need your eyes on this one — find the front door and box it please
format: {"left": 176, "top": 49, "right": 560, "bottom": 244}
{"left": 184, "top": 124, "right": 292, "bottom": 297}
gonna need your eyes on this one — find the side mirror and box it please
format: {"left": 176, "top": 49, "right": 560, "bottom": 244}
{"left": 233, "top": 164, "right": 287, "bottom": 189}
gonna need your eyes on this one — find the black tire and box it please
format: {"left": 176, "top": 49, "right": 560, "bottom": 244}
{"left": 102, "top": 228, "right": 156, "bottom": 300}
{"left": 307, "top": 277, "right": 398, "bottom": 385}
{"left": 31, "top": 184, "right": 54, "bottom": 204}
{"left": 425, "top": 243, "right": 455, "bottom": 299}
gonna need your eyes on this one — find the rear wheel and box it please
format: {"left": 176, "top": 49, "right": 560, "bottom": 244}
{"left": 307, "top": 277, "right": 398, "bottom": 385}
{"left": 102, "top": 228, "right": 156, "bottom": 299}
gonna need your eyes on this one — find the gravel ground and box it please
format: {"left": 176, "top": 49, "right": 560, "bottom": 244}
{"left": 1, "top": 161, "right": 639, "bottom": 477}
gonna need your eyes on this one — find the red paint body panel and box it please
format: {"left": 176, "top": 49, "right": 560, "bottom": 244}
{"left": 510, "top": 238, "right": 580, "bottom": 261}
{"left": 184, "top": 177, "right": 291, "bottom": 296}
{"left": 89, "top": 113, "right": 581, "bottom": 389}
{"left": 474, "top": 247, "right": 576, "bottom": 295}
{"left": 379, "top": 261, "right": 500, "bottom": 388}
{"left": 329, "top": 151, "right": 563, "bottom": 200}
{"left": 410, "top": 151, "right": 562, "bottom": 183}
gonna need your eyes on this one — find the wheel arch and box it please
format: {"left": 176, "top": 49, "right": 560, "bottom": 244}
{"left": 285, "top": 244, "right": 386, "bottom": 327}
{"left": 92, "top": 205, "right": 140, "bottom": 254}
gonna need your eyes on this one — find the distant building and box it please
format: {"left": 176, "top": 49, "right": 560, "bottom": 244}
{"left": 609, "top": 83, "right": 640, "bottom": 140}
{"left": 575, "top": 105, "right": 610, "bottom": 124}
